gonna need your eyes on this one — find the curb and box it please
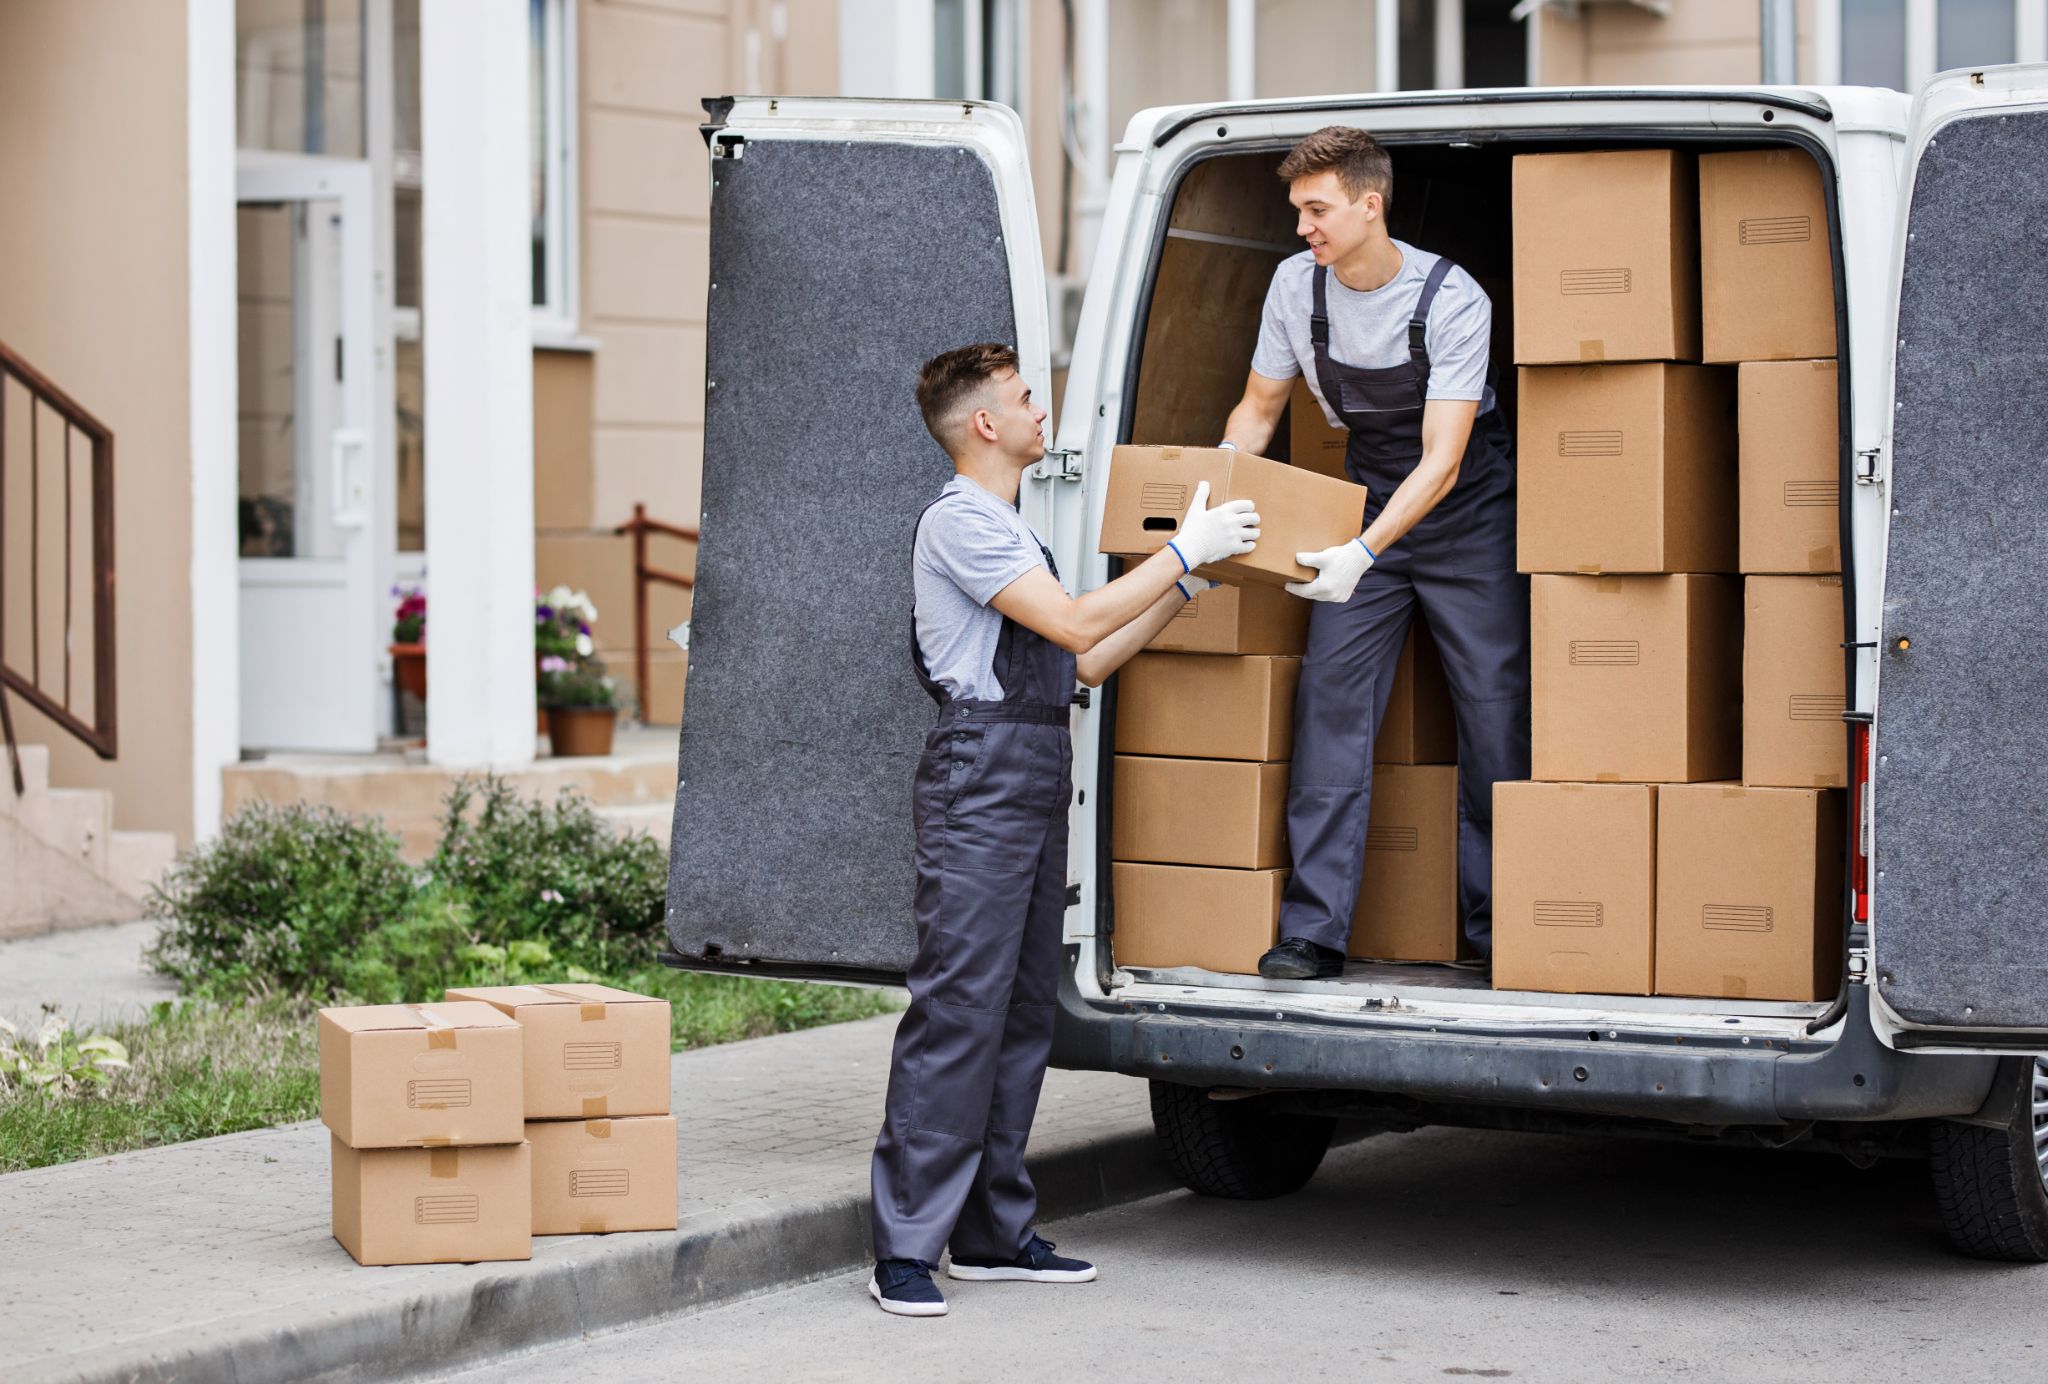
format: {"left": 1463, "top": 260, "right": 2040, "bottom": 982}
{"left": 31, "top": 1127, "right": 1173, "bottom": 1384}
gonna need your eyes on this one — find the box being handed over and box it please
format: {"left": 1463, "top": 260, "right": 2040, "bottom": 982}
{"left": 318, "top": 1001, "right": 524, "bottom": 1149}
{"left": 445, "top": 984, "right": 672, "bottom": 1120}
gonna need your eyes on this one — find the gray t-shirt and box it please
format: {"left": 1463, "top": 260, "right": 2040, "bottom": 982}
{"left": 913, "top": 477, "right": 1048, "bottom": 701}
{"left": 1251, "top": 240, "right": 1496, "bottom": 421}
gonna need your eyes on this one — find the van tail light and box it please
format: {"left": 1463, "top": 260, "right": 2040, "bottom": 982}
{"left": 1851, "top": 721, "right": 1872, "bottom": 923}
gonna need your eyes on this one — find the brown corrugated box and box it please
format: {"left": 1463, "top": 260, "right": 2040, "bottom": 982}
{"left": 1655, "top": 783, "right": 1845, "bottom": 1001}
{"left": 1744, "top": 576, "right": 1847, "bottom": 789}
{"left": 318, "top": 1001, "right": 525, "bottom": 1149}
{"left": 1115, "top": 653, "right": 1299, "bottom": 761}
{"left": 1112, "top": 756, "right": 1288, "bottom": 870}
{"left": 1347, "top": 764, "right": 1464, "bottom": 962}
{"left": 1700, "top": 149, "right": 1837, "bottom": 363}
{"left": 1099, "top": 445, "right": 1369, "bottom": 588}
{"left": 1532, "top": 574, "right": 1742, "bottom": 784}
{"left": 1110, "top": 863, "right": 1285, "bottom": 975}
{"left": 1146, "top": 581, "right": 1309, "bottom": 656}
{"left": 1512, "top": 149, "right": 1700, "bottom": 365}
{"left": 1287, "top": 377, "right": 1349, "bottom": 480}
{"left": 443, "top": 984, "right": 671, "bottom": 1120}
{"left": 330, "top": 1135, "right": 531, "bottom": 1266}
{"left": 1377, "top": 619, "right": 1458, "bottom": 765}
{"left": 526, "top": 1116, "right": 678, "bottom": 1236}
{"left": 1739, "top": 359, "right": 1840, "bottom": 574}
{"left": 1492, "top": 781, "right": 1657, "bottom": 995}
{"left": 1516, "top": 363, "right": 1736, "bottom": 574}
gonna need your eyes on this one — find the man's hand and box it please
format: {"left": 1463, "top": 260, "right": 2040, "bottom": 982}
{"left": 1166, "top": 481, "right": 1260, "bottom": 571}
{"left": 1286, "top": 537, "right": 1376, "bottom": 603}
{"left": 1175, "top": 575, "right": 1221, "bottom": 602}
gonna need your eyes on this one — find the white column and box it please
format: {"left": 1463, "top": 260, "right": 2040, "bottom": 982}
{"left": 1375, "top": 0, "right": 1401, "bottom": 91}
{"left": 1905, "top": 0, "right": 1937, "bottom": 88}
{"left": 2020, "top": 0, "right": 2048, "bottom": 64}
{"left": 1227, "top": 0, "right": 1257, "bottom": 101}
{"left": 1435, "top": 0, "right": 1464, "bottom": 89}
{"left": 1072, "top": 0, "right": 1110, "bottom": 277}
{"left": 838, "top": 0, "right": 936, "bottom": 97}
{"left": 1812, "top": 0, "right": 1843, "bottom": 85}
{"left": 421, "top": 0, "right": 535, "bottom": 767}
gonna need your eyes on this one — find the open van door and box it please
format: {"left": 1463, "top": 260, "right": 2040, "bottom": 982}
{"left": 664, "top": 98, "right": 1051, "bottom": 986}
{"left": 1871, "top": 66, "right": 2048, "bottom": 1050}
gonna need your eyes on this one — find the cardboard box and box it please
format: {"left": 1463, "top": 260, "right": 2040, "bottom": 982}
{"left": 1112, "top": 756, "right": 1289, "bottom": 870}
{"left": 1512, "top": 150, "right": 1700, "bottom": 365}
{"left": 1115, "top": 653, "right": 1299, "bottom": 761}
{"left": 1492, "top": 781, "right": 1657, "bottom": 995}
{"left": 1700, "top": 149, "right": 1837, "bottom": 363}
{"left": 1744, "top": 576, "right": 1847, "bottom": 789}
{"left": 330, "top": 1136, "right": 532, "bottom": 1266}
{"left": 1377, "top": 618, "right": 1458, "bottom": 766}
{"left": 1516, "top": 363, "right": 1737, "bottom": 574}
{"left": 526, "top": 1116, "right": 678, "bottom": 1236}
{"left": 443, "top": 984, "right": 671, "bottom": 1120}
{"left": 1532, "top": 574, "right": 1742, "bottom": 784}
{"left": 1287, "top": 376, "right": 1350, "bottom": 480}
{"left": 1347, "top": 764, "right": 1464, "bottom": 962}
{"left": 1099, "top": 445, "right": 1370, "bottom": 589}
{"left": 1739, "top": 360, "right": 1840, "bottom": 574}
{"left": 1655, "top": 783, "right": 1846, "bottom": 1001}
{"left": 318, "top": 1002, "right": 524, "bottom": 1150}
{"left": 1111, "top": 863, "right": 1285, "bottom": 975}
{"left": 1147, "top": 580, "right": 1310, "bottom": 656}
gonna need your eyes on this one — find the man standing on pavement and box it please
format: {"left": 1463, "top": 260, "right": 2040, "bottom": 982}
{"left": 868, "top": 343, "right": 1260, "bottom": 1317}
{"left": 1215, "top": 126, "right": 1529, "bottom": 981}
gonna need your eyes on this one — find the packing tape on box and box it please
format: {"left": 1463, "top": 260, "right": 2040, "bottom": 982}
{"left": 1575, "top": 565, "right": 1606, "bottom": 576}
{"left": 1723, "top": 976, "right": 1749, "bottom": 997}
{"left": 1594, "top": 772, "right": 1620, "bottom": 782}
{"left": 579, "top": 1221, "right": 609, "bottom": 1235}
{"left": 1578, "top": 340, "right": 1606, "bottom": 361}
{"left": 586, "top": 1119, "right": 613, "bottom": 1139}
{"left": 1722, "top": 786, "right": 1747, "bottom": 798}
{"left": 429, "top": 1148, "right": 459, "bottom": 1179}
{"left": 1808, "top": 547, "right": 1837, "bottom": 572}
{"left": 408, "top": 1005, "right": 459, "bottom": 1050}
{"left": 536, "top": 984, "right": 607, "bottom": 1021}
{"left": 583, "top": 1096, "right": 610, "bottom": 1118}
{"left": 1595, "top": 577, "right": 1624, "bottom": 594}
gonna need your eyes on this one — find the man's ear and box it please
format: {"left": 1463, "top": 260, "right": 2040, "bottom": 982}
{"left": 969, "top": 407, "right": 1000, "bottom": 444}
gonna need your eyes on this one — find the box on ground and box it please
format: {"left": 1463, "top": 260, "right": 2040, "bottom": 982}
{"left": 1512, "top": 149, "right": 1700, "bottom": 365}
{"left": 1532, "top": 574, "right": 1741, "bottom": 784}
{"left": 318, "top": 1001, "right": 524, "bottom": 1149}
{"left": 1492, "top": 781, "right": 1656, "bottom": 995}
{"left": 527, "top": 1115, "right": 678, "bottom": 1236}
{"left": 1655, "top": 783, "right": 1845, "bottom": 1002}
{"left": 1112, "top": 756, "right": 1289, "bottom": 870}
{"left": 1740, "top": 359, "right": 1840, "bottom": 574}
{"left": 330, "top": 1136, "right": 531, "bottom": 1266}
{"left": 444, "top": 984, "right": 671, "bottom": 1120}
{"left": 1115, "top": 653, "right": 1299, "bottom": 761}
{"left": 1744, "top": 576, "right": 1847, "bottom": 789}
{"left": 1111, "top": 863, "right": 1285, "bottom": 975}
{"left": 1147, "top": 580, "right": 1309, "bottom": 656}
{"left": 1377, "top": 618, "right": 1458, "bottom": 765}
{"left": 1348, "top": 764, "right": 1464, "bottom": 962}
{"left": 1516, "top": 363, "right": 1736, "bottom": 574}
{"left": 1100, "top": 445, "right": 1369, "bottom": 588}
{"left": 1288, "top": 377, "right": 1349, "bottom": 480}
{"left": 1700, "top": 149, "right": 1837, "bottom": 363}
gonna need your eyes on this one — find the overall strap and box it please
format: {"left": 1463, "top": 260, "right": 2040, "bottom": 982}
{"left": 1310, "top": 263, "right": 1331, "bottom": 350}
{"left": 1407, "top": 256, "right": 1457, "bottom": 396}
{"left": 908, "top": 496, "right": 952, "bottom": 708}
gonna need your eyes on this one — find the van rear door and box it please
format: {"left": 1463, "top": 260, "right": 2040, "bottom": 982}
{"left": 664, "top": 98, "right": 1050, "bottom": 985}
{"left": 1871, "top": 66, "right": 2048, "bottom": 1049}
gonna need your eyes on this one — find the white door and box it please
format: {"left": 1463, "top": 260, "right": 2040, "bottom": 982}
{"left": 236, "top": 151, "right": 379, "bottom": 753}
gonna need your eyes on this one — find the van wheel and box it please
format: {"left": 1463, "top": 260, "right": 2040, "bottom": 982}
{"left": 1929, "top": 1058, "right": 2048, "bottom": 1262}
{"left": 1148, "top": 1080, "right": 1335, "bottom": 1200}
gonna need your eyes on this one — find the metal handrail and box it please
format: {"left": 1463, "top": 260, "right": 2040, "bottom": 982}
{"left": 0, "top": 339, "right": 118, "bottom": 795}
{"left": 613, "top": 502, "right": 697, "bottom": 723}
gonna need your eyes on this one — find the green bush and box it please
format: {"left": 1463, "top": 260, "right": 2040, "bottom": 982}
{"left": 332, "top": 887, "right": 478, "bottom": 1006}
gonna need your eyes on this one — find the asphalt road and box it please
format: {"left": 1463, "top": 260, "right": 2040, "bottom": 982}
{"left": 437, "top": 1124, "right": 2043, "bottom": 1383}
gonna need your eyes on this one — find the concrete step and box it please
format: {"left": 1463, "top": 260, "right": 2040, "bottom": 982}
{"left": 0, "top": 742, "right": 52, "bottom": 808}
{"left": 107, "top": 830, "right": 178, "bottom": 903}
{"left": 17, "top": 786, "right": 113, "bottom": 877}
{"left": 1, "top": 815, "right": 146, "bottom": 939}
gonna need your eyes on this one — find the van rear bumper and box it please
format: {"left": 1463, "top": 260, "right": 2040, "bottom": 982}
{"left": 1050, "top": 970, "right": 1997, "bottom": 1127}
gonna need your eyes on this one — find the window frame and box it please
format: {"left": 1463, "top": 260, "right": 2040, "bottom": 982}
{"left": 530, "top": 0, "right": 581, "bottom": 345}
{"left": 1822, "top": 0, "right": 2048, "bottom": 90}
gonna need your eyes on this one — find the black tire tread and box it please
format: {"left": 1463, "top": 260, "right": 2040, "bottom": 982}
{"left": 1929, "top": 1090, "right": 2048, "bottom": 1263}
{"left": 1148, "top": 1080, "right": 1334, "bottom": 1200}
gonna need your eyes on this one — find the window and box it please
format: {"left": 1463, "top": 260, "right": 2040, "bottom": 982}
{"left": 1842, "top": 0, "right": 1909, "bottom": 88}
{"left": 1838, "top": 0, "right": 2041, "bottom": 91}
{"left": 1397, "top": 0, "right": 1526, "bottom": 91}
{"left": 1939, "top": 0, "right": 2017, "bottom": 66}
{"left": 934, "top": 0, "right": 1022, "bottom": 107}
{"left": 530, "top": 0, "right": 579, "bottom": 338}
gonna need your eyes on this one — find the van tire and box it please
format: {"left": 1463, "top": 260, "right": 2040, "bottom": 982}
{"left": 1929, "top": 1059, "right": 2048, "bottom": 1263}
{"left": 1148, "top": 1080, "right": 1335, "bottom": 1200}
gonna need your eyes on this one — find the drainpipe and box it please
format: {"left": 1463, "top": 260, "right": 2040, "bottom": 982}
{"left": 1760, "top": 0, "right": 1799, "bottom": 85}
{"left": 1071, "top": 0, "right": 1110, "bottom": 278}
{"left": 1227, "top": 0, "right": 1256, "bottom": 101}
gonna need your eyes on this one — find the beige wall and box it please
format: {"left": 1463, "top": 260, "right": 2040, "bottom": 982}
{"left": 1540, "top": 0, "right": 1821, "bottom": 86}
{"left": 0, "top": 3, "right": 194, "bottom": 840}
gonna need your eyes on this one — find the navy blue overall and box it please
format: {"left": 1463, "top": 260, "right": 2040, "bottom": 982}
{"left": 1279, "top": 258, "right": 1531, "bottom": 959}
{"left": 870, "top": 497, "right": 1076, "bottom": 1264}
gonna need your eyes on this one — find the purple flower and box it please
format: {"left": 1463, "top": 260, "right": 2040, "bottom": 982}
{"left": 536, "top": 605, "right": 555, "bottom": 622}
{"left": 577, "top": 622, "right": 590, "bottom": 635}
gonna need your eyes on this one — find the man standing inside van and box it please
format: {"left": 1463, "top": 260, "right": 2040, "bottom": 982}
{"left": 868, "top": 343, "right": 1260, "bottom": 1316}
{"left": 1217, "top": 126, "right": 1529, "bottom": 981}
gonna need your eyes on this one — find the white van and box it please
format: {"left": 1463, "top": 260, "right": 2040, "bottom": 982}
{"left": 664, "top": 71, "right": 2048, "bottom": 1261}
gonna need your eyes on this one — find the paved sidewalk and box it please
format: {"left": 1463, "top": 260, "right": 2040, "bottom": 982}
{"left": 0, "top": 918, "right": 175, "bottom": 1030}
{"left": 0, "top": 1011, "right": 1167, "bottom": 1384}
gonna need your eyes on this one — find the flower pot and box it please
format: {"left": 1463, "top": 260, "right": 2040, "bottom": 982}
{"left": 547, "top": 705, "right": 617, "bottom": 757}
{"left": 389, "top": 643, "right": 427, "bottom": 700}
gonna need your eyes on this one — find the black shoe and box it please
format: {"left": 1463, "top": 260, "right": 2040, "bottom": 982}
{"left": 869, "top": 1259, "right": 948, "bottom": 1316}
{"left": 949, "top": 1234, "right": 1098, "bottom": 1283}
{"left": 1258, "top": 937, "right": 1345, "bottom": 979}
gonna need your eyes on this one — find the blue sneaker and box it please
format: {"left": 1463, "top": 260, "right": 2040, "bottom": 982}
{"left": 869, "top": 1259, "right": 948, "bottom": 1317}
{"left": 948, "top": 1234, "right": 1098, "bottom": 1283}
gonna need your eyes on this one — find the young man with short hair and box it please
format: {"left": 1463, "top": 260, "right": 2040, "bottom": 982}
{"left": 868, "top": 342, "right": 1260, "bottom": 1316}
{"left": 1218, "top": 125, "right": 1530, "bottom": 981}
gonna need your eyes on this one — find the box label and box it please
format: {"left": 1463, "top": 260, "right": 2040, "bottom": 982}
{"left": 569, "top": 1168, "right": 631, "bottom": 1198}
{"left": 1783, "top": 480, "right": 1837, "bottom": 507}
{"left": 406, "top": 1078, "right": 472, "bottom": 1110}
{"left": 1738, "top": 216, "right": 1811, "bottom": 245}
{"left": 1568, "top": 639, "right": 1640, "bottom": 667}
{"left": 1534, "top": 900, "right": 1604, "bottom": 928}
{"left": 1703, "top": 903, "right": 1775, "bottom": 932}
{"left": 414, "top": 1194, "right": 481, "bottom": 1225}
{"left": 564, "top": 1041, "right": 623, "bottom": 1071}
{"left": 1557, "top": 429, "right": 1624, "bottom": 457}
{"left": 1562, "top": 268, "right": 1631, "bottom": 295}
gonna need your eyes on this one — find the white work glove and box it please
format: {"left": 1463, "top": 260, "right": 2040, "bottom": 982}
{"left": 1175, "top": 575, "right": 1221, "bottom": 602}
{"left": 1286, "top": 536, "right": 1378, "bottom": 603}
{"left": 1166, "top": 481, "right": 1260, "bottom": 572}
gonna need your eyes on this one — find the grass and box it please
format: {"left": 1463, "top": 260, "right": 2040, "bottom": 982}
{"left": 0, "top": 974, "right": 902, "bottom": 1174}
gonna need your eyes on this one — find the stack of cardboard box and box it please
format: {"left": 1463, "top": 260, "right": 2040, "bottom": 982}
{"left": 447, "top": 984, "right": 678, "bottom": 1238}
{"left": 1495, "top": 148, "right": 1845, "bottom": 1003}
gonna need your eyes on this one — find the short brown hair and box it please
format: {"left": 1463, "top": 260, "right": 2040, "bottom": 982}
{"left": 915, "top": 342, "right": 1019, "bottom": 448}
{"left": 1277, "top": 126, "right": 1393, "bottom": 212}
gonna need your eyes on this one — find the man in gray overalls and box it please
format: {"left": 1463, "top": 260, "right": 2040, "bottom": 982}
{"left": 869, "top": 343, "right": 1260, "bottom": 1316}
{"left": 1218, "top": 126, "right": 1530, "bottom": 981}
